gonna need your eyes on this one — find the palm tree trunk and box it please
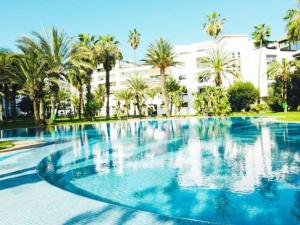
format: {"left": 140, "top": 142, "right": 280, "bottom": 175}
{"left": 257, "top": 40, "right": 263, "bottom": 103}
{"left": 4, "top": 84, "right": 10, "bottom": 120}
{"left": 160, "top": 68, "right": 170, "bottom": 117}
{"left": 50, "top": 95, "right": 56, "bottom": 122}
{"left": 170, "top": 96, "right": 173, "bottom": 116}
{"left": 78, "top": 91, "right": 82, "bottom": 120}
{"left": 105, "top": 69, "right": 110, "bottom": 119}
{"left": 11, "top": 85, "right": 17, "bottom": 121}
{"left": 283, "top": 76, "right": 288, "bottom": 113}
{"left": 0, "top": 96, "right": 3, "bottom": 122}
{"left": 136, "top": 95, "right": 141, "bottom": 117}
{"left": 33, "top": 98, "right": 40, "bottom": 125}
{"left": 85, "top": 76, "right": 92, "bottom": 120}
{"left": 39, "top": 97, "right": 45, "bottom": 124}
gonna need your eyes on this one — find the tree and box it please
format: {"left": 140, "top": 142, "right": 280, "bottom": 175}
{"left": 127, "top": 75, "right": 148, "bottom": 116}
{"left": 197, "top": 48, "right": 240, "bottom": 86}
{"left": 0, "top": 50, "right": 13, "bottom": 122}
{"left": 76, "top": 34, "right": 97, "bottom": 120}
{"left": 31, "top": 27, "right": 72, "bottom": 122}
{"left": 114, "top": 89, "right": 132, "bottom": 117}
{"left": 66, "top": 41, "right": 94, "bottom": 120}
{"left": 284, "top": 0, "right": 300, "bottom": 42}
{"left": 252, "top": 24, "right": 271, "bottom": 100}
{"left": 228, "top": 81, "right": 259, "bottom": 112}
{"left": 12, "top": 52, "right": 48, "bottom": 125}
{"left": 128, "top": 29, "right": 141, "bottom": 72}
{"left": 96, "top": 35, "right": 122, "bottom": 119}
{"left": 267, "top": 58, "right": 297, "bottom": 112}
{"left": 203, "top": 12, "right": 225, "bottom": 41}
{"left": 166, "top": 75, "right": 186, "bottom": 115}
{"left": 194, "top": 87, "right": 231, "bottom": 116}
{"left": 143, "top": 38, "right": 179, "bottom": 117}
{"left": 93, "top": 84, "right": 106, "bottom": 116}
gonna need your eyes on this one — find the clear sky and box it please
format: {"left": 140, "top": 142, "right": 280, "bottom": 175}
{"left": 0, "top": 0, "right": 295, "bottom": 61}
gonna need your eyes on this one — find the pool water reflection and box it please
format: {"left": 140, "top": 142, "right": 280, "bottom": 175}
{"left": 35, "top": 117, "right": 299, "bottom": 224}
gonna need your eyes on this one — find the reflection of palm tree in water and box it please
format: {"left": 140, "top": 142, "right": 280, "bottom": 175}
{"left": 213, "top": 191, "right": 231, "bottom": 223}
{"left": 259, "top": 177, "right": 278, "bottom": 201}
{"left": 106, "top": 123, "right": 114, "bottom": 169}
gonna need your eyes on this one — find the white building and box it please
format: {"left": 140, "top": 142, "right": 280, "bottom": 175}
{"left": 92, "top": 35, "right": 298, "bottom": 116}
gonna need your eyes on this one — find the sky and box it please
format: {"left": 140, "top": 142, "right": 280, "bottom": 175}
{"left": 0, "top": 0, "right": 295, "bottom": 61}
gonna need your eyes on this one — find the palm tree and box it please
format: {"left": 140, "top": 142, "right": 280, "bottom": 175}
{"left": 143, "top": 38, "right": 179, "bottom": 117}
{"left": 166, "top": 76, "right": 186, "bottom": 115}
{"left": 267, "top": 58, "right": 296, "bottom": 112}
{"left": 96, "top": 35, "right": 122, "bottom": 119}
{"left": 203, "top": 12, "right": 226, "bottom": 41}
{"left": 67, "top": 68, "right": 85, "bottom": 120}
{"left": 94, "top": 84, "right": 106, "bottom": 116}
{"left": 252, "top": 24, "right": 271, "bottom": 100}
{"left": 31, "top": 27, "right": 72, "bottom": 122}
{"left": 12, "top": 52, "right": 48, "bottom": 125}
{"left": 127, "top": 75, "right": 148, "bottom": 116}
{"left": 0, "top": 50, "right": 12, "bottom": 122}
{"left": 114, "top": 89, "right": 132, "bottom": 117}
{"left": 284, "top": 0, "right": 300, "bottom": 42}
{"left": 197, "top": 48, "right": 240, "bottom": 86}
{"left": 76, "top": 34, "right": 97, "bottom": 119}
{"left": 66, "top": 41, "right": 94, "bottom": 120}
{"left": 128, "top": 29, "right": 141, "bottom": 73}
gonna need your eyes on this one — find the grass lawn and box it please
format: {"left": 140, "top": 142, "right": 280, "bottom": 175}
{"left": 0, "top": 141, "right": 14, "bottom": 150}
{"left": 232, "top": 111, "right": 300, "bottom": 122}
{"left": 1, "top": 112, "right": 300, "bottom": 130}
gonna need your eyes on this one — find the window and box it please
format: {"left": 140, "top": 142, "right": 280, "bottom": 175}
{"left": 231, "top": 52, "right": 241, "bottom": 72}
{"left": 179, "top": 75, "right": 187, "bottom": 80}
{"left": 266, "top": 55, "right": 276, "bottom": 65}
{"left": 182, "top": 102, "right": 188, "bottom": 107}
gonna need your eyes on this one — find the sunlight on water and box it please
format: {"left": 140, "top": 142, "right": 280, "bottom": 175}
{"left": 36, "top": 117, "right": 300, "bottom": 224}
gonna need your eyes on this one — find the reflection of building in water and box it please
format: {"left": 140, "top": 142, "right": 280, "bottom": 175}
{"left": 175, "top": 123, "right": 299, "bottom": 193}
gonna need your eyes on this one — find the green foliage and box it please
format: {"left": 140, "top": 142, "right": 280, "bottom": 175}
{"left": 284, "top": 0, "right": 300, "bottom": 42}
{"left": 127, "top": 75, "right": 148, "bottom": 116}
{"left": 197, "top": 48, "right": 241, "bottom": 86}
{"left": 252, "top": 24, "right": 271, "bottom": 48}
{"left": 194, "top": 87, "right": 231, "bottom": 116}
{"left": 250, "top": 103, "right": 270, "bottom": 114}
{"left": 203, "top": 12, "right": 225, "bottom": 40}
{"left": 228, "top": 81, "right": 259, "bottom": 112}
{"left": 166, "top": 76, "right": 187, "bottom": 115}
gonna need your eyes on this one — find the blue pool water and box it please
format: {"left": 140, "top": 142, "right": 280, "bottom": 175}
{"left": 7, "top": 117, "right": 299, "bottom": 224}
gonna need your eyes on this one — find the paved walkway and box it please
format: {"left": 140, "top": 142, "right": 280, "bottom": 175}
{"left": 0, "top": 140, "right": 214, "bottom": 225}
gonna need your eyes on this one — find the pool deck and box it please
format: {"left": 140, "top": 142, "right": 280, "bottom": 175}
{"left": 0, "top": 140, "right": 214, "bottom": 225}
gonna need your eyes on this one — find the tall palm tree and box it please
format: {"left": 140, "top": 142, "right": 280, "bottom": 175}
{"left": 31, "top": 27, "right": 72, "bottom": 122}
{"left": 94, "top": 84, "right": 106, "bottom": 116}
{"left": 128, "top": 29, "right": 141, "bottom": 73}
{"left": 203, "top": 12, "right": 226, "bottom": 41}
{"left": 96, "top": 35, "right": 122, "bottom": 119}
{"left": 284, "top": 0, "right": 300, "bottom": 43}
{"left": 0, "top": 50, "right": 12, "bottom": 122}
{"left": 143, "top": 38, "right": 179, "bottom": 117}
{"left": 252, "top": 23, "right": 271, "bottom": 100}
{"left": 267, "top": 58, "right": 296, "bottom": 112}
{"left": 166, "top": 75, "right": 186, "bottom": 115}
{"left": 12, "top": 52, "right": 48, "bottom": 125}
{"left": 66, "top": 41, "right": 94, "bottom": 120}
{"left": 127, "top": 75, "right": 148, "bottom": 116}
{"left": 77, "top": 33, "right": 97, "bottom": 119}
{"left": 197, "top": 48, "right": 240, "bottom": 86}
{"left": 114, "top": 89, "right": 132, "bottom": 117}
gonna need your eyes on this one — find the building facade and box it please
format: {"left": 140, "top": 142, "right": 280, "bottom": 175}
{"left": 92, "top": 35, "right": 298, "bottom": 116}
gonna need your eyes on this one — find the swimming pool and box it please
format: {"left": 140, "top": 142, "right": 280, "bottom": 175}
{"left": 20, "top": 117, "right": 300, "bottom": 224}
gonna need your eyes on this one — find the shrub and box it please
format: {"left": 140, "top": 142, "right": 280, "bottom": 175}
{"left": 194, "top": 87, "right": 231, "bottom": 116}
{"left": 250, "top": 103, "right": 270, "bottom": 114}
{"left": 228, "top": 81, "right": 259, "bottom": 112}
